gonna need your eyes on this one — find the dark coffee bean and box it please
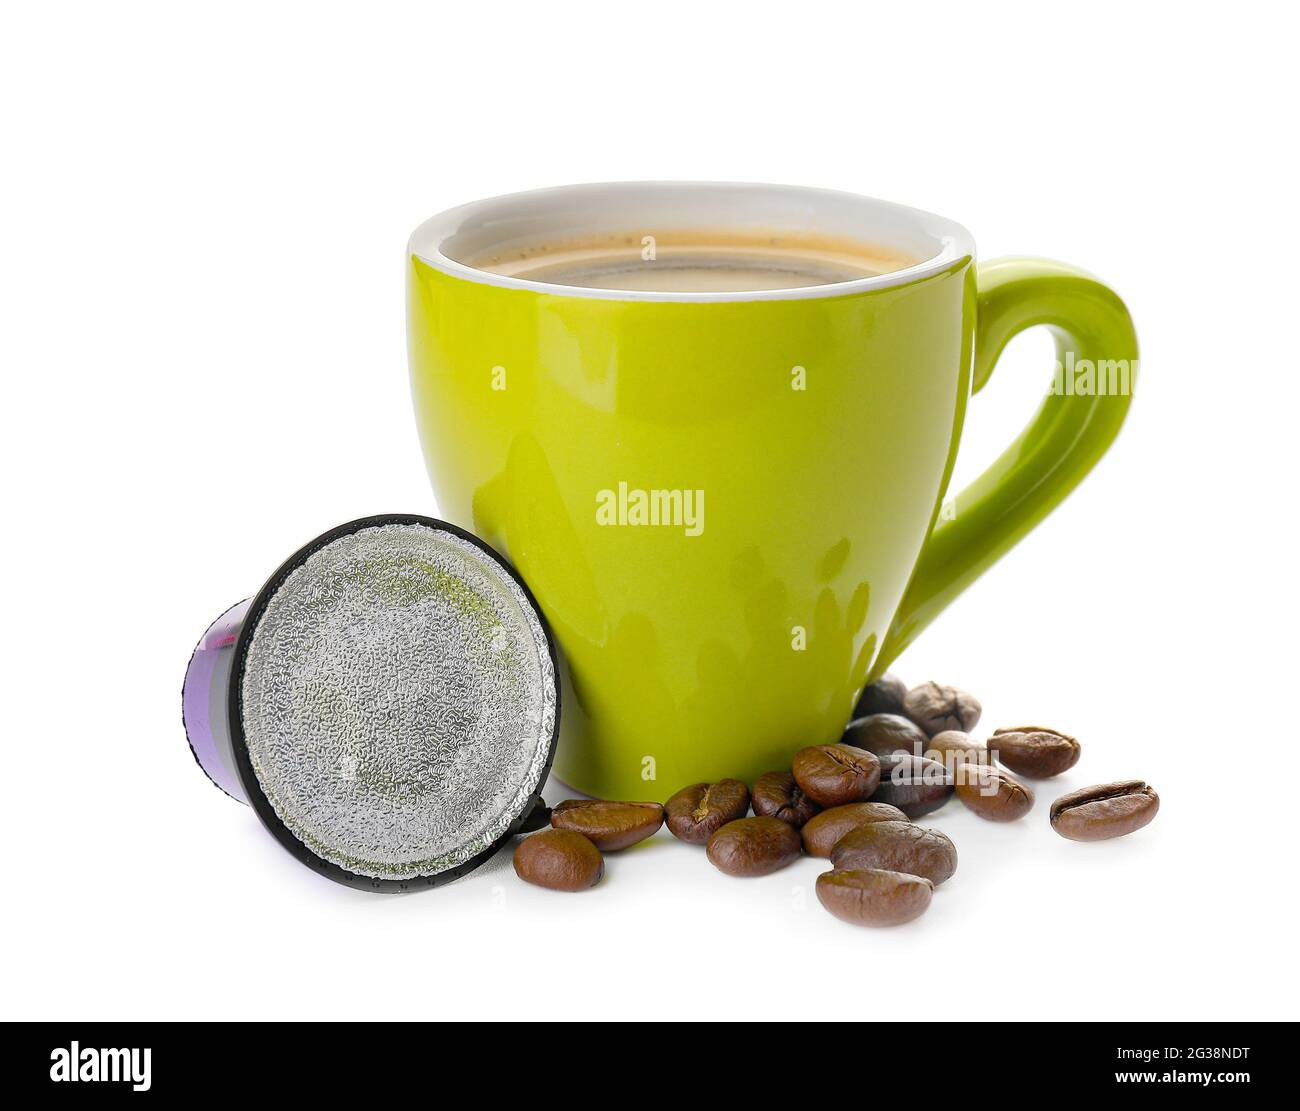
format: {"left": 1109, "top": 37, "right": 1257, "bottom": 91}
{"left": 551, "top": 799, "right": 664, "bottom": 851}
{"left": 903, "top": 681, "right": 982, "bottom": 736}
{"left": 841, "top": 713, "right": 929, "bottom": 758}
{"left": 751, "top": 771, "right": 821, "bottom": 828}
{"left": 853, "top": 672, "right": 909, "bottom": 719}
{"left": 816, "top": 868, "right": 933, "bottom": 927}
{"left": 989, "top": 726, "right": 1081, "bottom": 778}
{"left": 924, "top": 729, "right": 993, "bottom": 769}
{"left": 513, "top": 828, "right": 604, "bottom": 891}
{"left": 872, "top": 752, "right": 954, "bottom": 818}
{"left": 801, "top": 802, "right": 909, "bottom": 857}
{"left": 792, "top": 744, "right": 881, "bottom": 807}
{"left": 954, "top": 764, "right": 1034, "bottom": 822}
{"left": 1050, "top": 780, "right": 1159, "bottom": 841}
{"left": 830, "top": 820, "right": 957, "bottom": 885}
{"left": 520, "top": 800, "right": 553, "bottom": 832}
{"left": 664, "top": 780, "right": 750, "bottom": 845}
{"left": 706, "top": 817, "right": 803, "bottom": 877}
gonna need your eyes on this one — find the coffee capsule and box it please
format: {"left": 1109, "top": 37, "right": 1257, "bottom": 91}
{"left": 182, "top": 514, "right": 559, "bottom": 891}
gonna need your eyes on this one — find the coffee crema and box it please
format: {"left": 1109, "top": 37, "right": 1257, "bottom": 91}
{"left": 464, "top": 228, "right": 919, "bottom": 293}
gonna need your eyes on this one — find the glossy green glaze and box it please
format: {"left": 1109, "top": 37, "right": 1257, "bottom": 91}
{"left": 408, "top": 254, "right": 1134, "bottom": 800}
{"left": 880, "top": 258, "right": 1137, "bottom": 665}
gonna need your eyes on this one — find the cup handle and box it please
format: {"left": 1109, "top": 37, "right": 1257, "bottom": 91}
{"left": 875, "top": 257, "right": 1138, "bottom": 673}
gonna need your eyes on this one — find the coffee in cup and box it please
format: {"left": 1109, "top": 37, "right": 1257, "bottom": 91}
{"left": 466, "top": 228, "right": 918, "bottom": 293}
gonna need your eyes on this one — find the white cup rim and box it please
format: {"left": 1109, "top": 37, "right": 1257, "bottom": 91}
{"left": 408, "top": 181, "right": 975, "bottom": 303}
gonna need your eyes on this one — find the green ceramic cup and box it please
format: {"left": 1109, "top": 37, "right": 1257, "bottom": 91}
{"left": 407, "top": 183, "right": 1136, "bottom": 800}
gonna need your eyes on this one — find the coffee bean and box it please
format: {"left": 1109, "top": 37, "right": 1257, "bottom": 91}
{"left": 954, "top": 764, "right": 1034, "bottom": 822}
{"left": 924, "top": 729, "right": 993, "bottom": 769}
{"left": 664, "top": 779, "right": 750, "bottom": 845}
{"left": 551, "top": 799, "right": 664, "bottom": 851}
{"left": 513, "top": 828, "right": 604, "bottom": 891}
{"left": 751, "top": 771, "right": 821, "bottom": 828}
{"left": 706, "top": 816, "right": 803, "bottom": 877}
{"left": 1050, "top": 780, "right": 1159, "bottom": 841}
{"left": 830, "top": 820, "right": 957, "bottom": 885}
{"left": 801, "top": 802, "right": 909, "bottom": 857}
{"left": 989, "top": 726, "right": 1081, "bottom": 778}
{"left": 522, "top": 801, "right": 553, "bottom": 831}
{"left": 792, "top": 744, "right": 881, "bottom": 807}
{"left": 853, "top": 672, "right": 909, "bottom": 719}
{"left": 816, "top": 868, "right": 933, "bottom": 927}
{"left": 872, "top": 752, "right": 954, "bottom": 818}
{"left": 903, "top": 681, "right": 982, "bottom": 736}
{"left": 841, "top": 713, "right": 929, "bottom": 758}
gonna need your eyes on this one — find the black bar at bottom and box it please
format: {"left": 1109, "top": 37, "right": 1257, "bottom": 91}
{"left": 1, "top": 1020, "right": 1287, "bottom": 1096}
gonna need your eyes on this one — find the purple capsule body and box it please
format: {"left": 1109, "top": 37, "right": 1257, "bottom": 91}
{"left": 182, "top": 599, "right": 251, "bottom": 804}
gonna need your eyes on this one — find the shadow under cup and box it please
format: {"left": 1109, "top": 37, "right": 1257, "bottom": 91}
{"left": 406, "top": 183, "right": 980, "bottom": 801}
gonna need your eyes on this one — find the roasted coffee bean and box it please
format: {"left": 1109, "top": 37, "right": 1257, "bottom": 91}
{"left": 513, "top": 829, "right": 604, "bottom": 891}
{"left": 801, "top": 802, "right": 909, "bottom": 857}
{"left": 872, "top": 752, "right": 954, "bottom": 818}
{"left": 1050, "top": 780, "right": 1159, "bottom": 841}
{"left": 792, "top": 744, "right": 881, "bottom": 807}
{"left": 853, "top": 672, "right": 909, "bottom": 719}
{"left": 706, "top": 816, "right": 803, "bottom": 877}
{"left": 841, "top": 713, "right": 929, "bottom": 758}
{"left": 830, "top": 820, "right": 957, "bottom": 885}
{"left": 664, "top": 779, "right": 751, "bottom": 845}
{"left": 954, "top": 763, "right": 1034, "bottom": 822}
{"left": 816, "top": 868, "right": 933, "bottom": 927}
{"left": 924, "top": 729, "right": 993, "bottom": 769}
{"left": 751, "top": 771, "right": 821, "bottom": 828}
{"left": 551, "top": 799, "right": 664, "bottom": 851}
{"left": 989, "top": 726, "right": 1081, "bottom": 778}
{"left": 903, "top": 681, "right": 982, "bottom": 736}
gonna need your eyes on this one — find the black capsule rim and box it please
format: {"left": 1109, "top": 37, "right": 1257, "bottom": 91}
{"left": 227, "top": 513, "right": 561, "bottom": 893}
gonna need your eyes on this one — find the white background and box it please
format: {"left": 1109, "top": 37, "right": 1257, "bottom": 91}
{"left": 3, "top": 1, "right": 1296, "bottom": 1022}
